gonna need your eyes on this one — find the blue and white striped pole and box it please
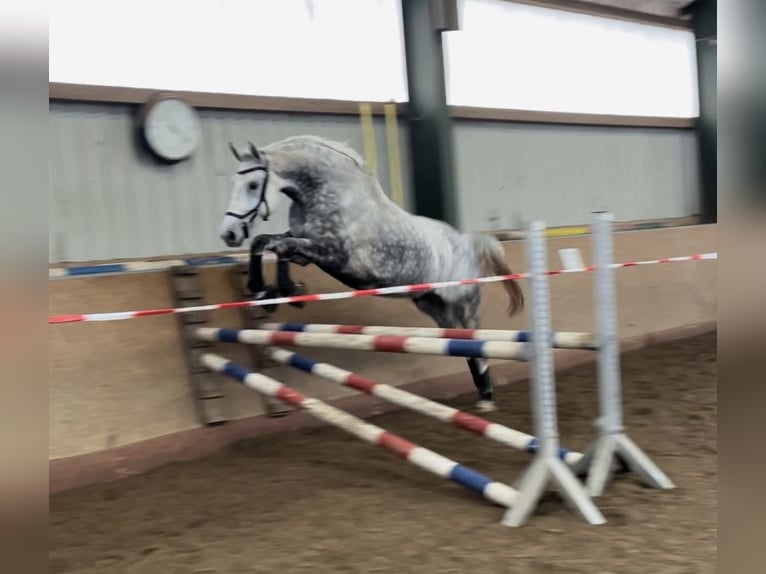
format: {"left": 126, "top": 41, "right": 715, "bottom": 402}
{"left": 264, "top": 346, "right": 583, "bottom": 465}
{"left": 201, "top": 352, "right": 518, "bottom": 508}
{"left": 257, "top": 322, "right": 597, "bottom": 350}
{"left": 194, "top": 328, "right": 530, "bottom": 361}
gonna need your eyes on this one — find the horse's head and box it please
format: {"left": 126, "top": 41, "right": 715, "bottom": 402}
{"left": 219, "top": 141, "right": 282, "bottom": 248}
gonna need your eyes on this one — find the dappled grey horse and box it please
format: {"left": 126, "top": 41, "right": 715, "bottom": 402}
{"left": 219, "top": 135, "right": 524, "bottom": 412}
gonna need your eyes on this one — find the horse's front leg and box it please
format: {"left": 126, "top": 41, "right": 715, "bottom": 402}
{"left": 247, "top": 232, "right": 290, "bottom": 297}
{"left": 275, "top": 259, "right": 293, "bottom": 295}
{"left": 263, "top": 236, "right": 339, "bottom": 270}
{"left": 275, "top": 258, "right": 309, "bottom": 308}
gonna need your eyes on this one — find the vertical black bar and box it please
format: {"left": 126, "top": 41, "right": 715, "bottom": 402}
{"left": 400, "top": 0, "right": 459, "bottom": 227}
{"left": 684, "top": 0, "right": 717, "bottom": 223}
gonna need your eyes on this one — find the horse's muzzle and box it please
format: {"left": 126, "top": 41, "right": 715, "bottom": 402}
{"left": 222, "top": 230, "right": 239, "bottom": 247}
{"left": 220, "top": 216, "right": 248, "bottom": 247}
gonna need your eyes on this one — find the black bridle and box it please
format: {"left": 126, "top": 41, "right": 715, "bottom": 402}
{"left": 225, "top": 157, "right": 272, "bottom": 239}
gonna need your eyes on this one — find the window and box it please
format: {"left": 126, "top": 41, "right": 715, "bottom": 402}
{"left": 49, "top": 0, "right": 408, "bottom": 102}
{"left": 443, "top": 0, "right": 699, "bottom": 117}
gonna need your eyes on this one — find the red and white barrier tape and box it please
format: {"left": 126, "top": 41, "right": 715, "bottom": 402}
{"left": 48, "top": 252, "right": 717, "bottom": 325}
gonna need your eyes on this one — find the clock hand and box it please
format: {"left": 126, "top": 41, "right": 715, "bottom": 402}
{"left": 166, "top": 122, "right": 191, "bottom": 144}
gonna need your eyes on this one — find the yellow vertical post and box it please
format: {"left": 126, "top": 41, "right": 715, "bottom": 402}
{"left": 384, "top": 101, "right": 404, "bottom": 208}
{"left": 358, "top": 102, "right": 378, "bottom": 179}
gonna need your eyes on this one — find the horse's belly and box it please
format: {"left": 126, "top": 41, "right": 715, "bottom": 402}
{"left": 319, "top": 267, "right": 379, "bottom": 291}
{"left": 319, "top": 264, "right": 419, "bottom": 295}
{"left": 346, "top": 244, "right": 430, "bottom": 285}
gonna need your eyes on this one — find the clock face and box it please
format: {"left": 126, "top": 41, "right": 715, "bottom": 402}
{"left": 143, "top": 97, "right": 201, "bottom": 162}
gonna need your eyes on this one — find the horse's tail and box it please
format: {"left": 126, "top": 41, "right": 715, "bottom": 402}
{"left": 470, "top": 233, "right": 524, "bottom": 317}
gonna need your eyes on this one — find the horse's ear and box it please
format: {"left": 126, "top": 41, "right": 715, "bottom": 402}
{"left": 248, "top": 141, "right": 262, "bottom": 162}
{"left": 228, "top": 142, "right": 241, "bottom": 161}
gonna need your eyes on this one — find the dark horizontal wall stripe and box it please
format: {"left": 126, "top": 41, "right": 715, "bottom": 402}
{"left": 451, "top": 106, "right": 695, "bottom": 129}
{"left": 49, "top": 83, "right": 697, "bottom": 129}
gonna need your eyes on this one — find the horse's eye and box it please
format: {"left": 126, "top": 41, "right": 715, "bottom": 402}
{"left": 248, "top": 181, "right": 260, "bottom": 191}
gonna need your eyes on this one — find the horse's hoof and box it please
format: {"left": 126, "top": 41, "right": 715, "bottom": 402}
{"left": 253, "top": 285, "right": 279, "bottom": 314}
{"left": 286, "top": 282, "right": 308, "bottom": 308}
{"left": 475, "top": 400, "right": 498, "bottom": 413}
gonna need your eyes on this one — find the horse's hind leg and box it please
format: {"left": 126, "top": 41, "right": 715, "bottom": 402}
{"left": 413, "top": 292, "right": 459, "bottom": 334}
{"left": 456, "top": 292, "right": 499, "bottom": 413}
{"left": 414, "top": 291, "right": 496, "bottom": 413}
{"left": 463, "top": 348, "right": 497, "bottom": 413}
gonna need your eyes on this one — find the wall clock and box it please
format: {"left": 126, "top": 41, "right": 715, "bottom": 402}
{"left": 138, "top": 94, "right": 201, "bottom": 163}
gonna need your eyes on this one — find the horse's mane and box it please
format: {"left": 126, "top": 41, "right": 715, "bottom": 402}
{"left": 265, "top": 135, "right": 367, "bottom": 170}
{"left": 258, "top": 134, "right": 391, "bottom": 202}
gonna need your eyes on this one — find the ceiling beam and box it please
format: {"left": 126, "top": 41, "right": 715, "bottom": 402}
{"left": 499, "top": 0, "right": 691, "bottom": 30}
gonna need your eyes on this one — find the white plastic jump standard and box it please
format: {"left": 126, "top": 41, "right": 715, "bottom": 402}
{"left": 572, "top": 211, "right": 675, "bottom": 496}
{"left": 501, "top": 220, "right": 606, "bottom": 528}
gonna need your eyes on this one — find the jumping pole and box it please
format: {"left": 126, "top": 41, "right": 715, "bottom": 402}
{"left": 256, "top": 322, "right": 597, "bottom": 350}
{"left": 194, "top": 329, "right": 530, "bottom": 361}
{"left": 201, "top": 352, "right": 518, "bottom": 508}
{"left": 264, "top": 345, "right": 583, "bottom": 464}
